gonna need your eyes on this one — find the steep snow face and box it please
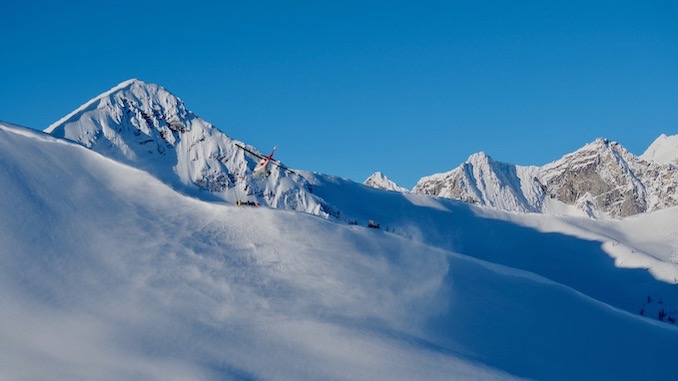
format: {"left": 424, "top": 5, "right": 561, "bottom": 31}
{"left": 414, "top": 152, "right": 545, "bottom": 213}
{"left": 45, "top": 79, "right": 330, "bottom": 216}
{"left": 364, "top": 172, "right": 408, "bottom": 192}
{"left": 414, "top": 138, "right": 678, "bottom": 218}
{"left": 641, "top": 133, "right": 678, "bottom": 165}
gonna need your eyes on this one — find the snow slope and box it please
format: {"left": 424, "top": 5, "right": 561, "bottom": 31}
{"left": 2, "top": 122, "right": 502, "bottom": 380}
{"left": 314, "top": 175, "right": 678, "bottom": 313}
{"left": 3, "top": 121, "right": 678, "bottom": 380}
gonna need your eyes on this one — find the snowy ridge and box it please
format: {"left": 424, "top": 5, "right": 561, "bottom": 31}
{"left": 45, "top": 79, "right": 332, "bottom": 217}
{"left": 364, "top": 171, "right": 408, "bottom": 192}
{"left": 46, "top": 78, "right": 142, "bottom": 133}
{"left": 414, "top": 137, "right": 678, "bottom": 218}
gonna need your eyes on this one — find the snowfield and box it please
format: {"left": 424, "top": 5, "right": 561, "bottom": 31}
{"left": 2, "top": 121, "right": 678, "bottom": 380}
{"left": 0, "top": 121, "right": 508, "bottom": 380}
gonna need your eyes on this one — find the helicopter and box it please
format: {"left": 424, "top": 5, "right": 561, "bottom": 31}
{"left": 235, "top": 143, "right": 296, "bottom": 177}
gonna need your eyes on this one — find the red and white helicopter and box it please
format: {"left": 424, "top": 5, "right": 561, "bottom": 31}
{"left": 235, "top": 143, "right": 296, "bottom": 177}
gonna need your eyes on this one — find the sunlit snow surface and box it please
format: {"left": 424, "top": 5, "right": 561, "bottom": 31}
{"left": 2, "top": 122, "right": 678, "bottom": 380}
{"left": 642, "top": 133, "right": 678, "bottom": 165}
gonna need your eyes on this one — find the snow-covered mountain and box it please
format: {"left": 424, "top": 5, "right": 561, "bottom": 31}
{"left": 641, "top": 133, "right": 678, "bottom": 164}
{"left": 414, "top": 137, "right": 678, "bottom": 218}
{"left": 2, "top": 120, "right": 678, "bottom": 380}
{"left": 45, "top": 79, "right": 332, "bottom": 217}
{"left": 364, "top": 171, "right": 408, "bottom": 192}
{"left": 414, "top": 152, "right": 544, "bottom": 213}
{"left": 43, "top": 79, "right": 678, "bottom": 220}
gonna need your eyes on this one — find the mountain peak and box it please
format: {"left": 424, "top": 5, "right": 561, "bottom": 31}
{"left": 466, "top": 151, "right": 493, "bottom": 164}
{"left": 364, "top": 172, "right": 408, "bottom": 192}
{"left": 112, "top": 78, "right": 165, "bottom": 93}
{"left": 641, "top": 133, "right": 678, "bottom": 165}
{"left": 585, "top": 137, "right": 617, "bottom": 151}
{"left": 44, "top": 80, "right": 332, "bottom": 218}
{"left": 565, "top": 137, "right": 628, "bottom": 159}
{"left": 111, "top": 78, "right": 144, "bottom": 90}
{"left": 45, "top": 79, "right": 187, "bottom": 135}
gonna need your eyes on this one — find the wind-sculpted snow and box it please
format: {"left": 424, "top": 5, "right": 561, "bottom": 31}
{"left": 0, "top": 122, "right": 504, "bottom": 380}
{"left": 4, "top": 122, "right": 678, "bottom": 379}
{"left": 45, "top": 79, "right": 331, "bottom": 217}
{"left": 414, "top": 137, "right": 678, "bottom": 218}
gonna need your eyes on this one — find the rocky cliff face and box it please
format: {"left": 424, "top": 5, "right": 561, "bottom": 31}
{"left": 540, "top": 139, "right": 646, "bottom": 217}
{"left": 46, "top": 79, "right": 333, "bottom": 217}
{"left": 413, "top": 137, "right": 678, "bottom": 218}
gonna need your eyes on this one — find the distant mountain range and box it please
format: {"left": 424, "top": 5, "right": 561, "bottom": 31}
{"left": 368, "top": 136, "right": 678, "bottom": 219}
{"left": 44, "top": 79, "right": 677, "bottom": 219}
{"left": 411, "top": 136, "right": 678, "bottom": 218}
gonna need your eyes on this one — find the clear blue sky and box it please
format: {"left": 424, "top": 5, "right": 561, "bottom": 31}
{"left": 2, "top": 1, "right": 677, "bottom": 188}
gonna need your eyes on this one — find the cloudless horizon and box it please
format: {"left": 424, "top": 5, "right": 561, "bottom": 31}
{"left": 3, "top": 1, "right": 678, "bottom": 188}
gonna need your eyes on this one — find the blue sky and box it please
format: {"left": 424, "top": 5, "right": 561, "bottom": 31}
{"left": 2, "top": 1, "right": 677, "bottom": 188}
